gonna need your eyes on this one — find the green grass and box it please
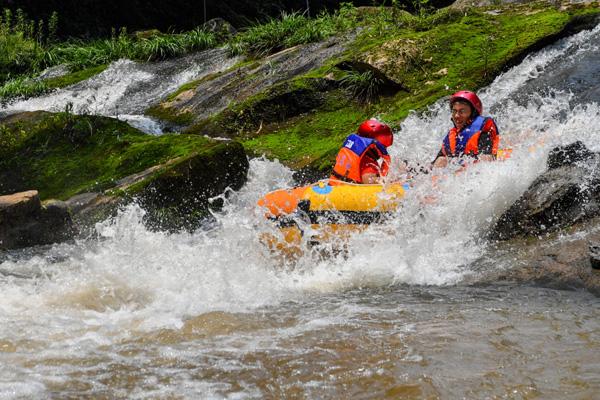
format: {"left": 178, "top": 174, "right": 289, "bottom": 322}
{"left": 0, "top": 76, "right": 48, "bottom": 104}
{"left": 228, "top": 5, "right": 359, "bottom": 57}
{"left": 44, "top": 64, "right": 108, "bottom": 88}
{"left": 43, "top": 27, "right": 218, "bottom": 71}
{"left": 0, "top": 7, "right": 219, "bottom": 102}
{"left": 339, "top": 70, "right": 385, "bottom": 103}
{"left": 0, "top": 64, "right": 108, "bottom": 103}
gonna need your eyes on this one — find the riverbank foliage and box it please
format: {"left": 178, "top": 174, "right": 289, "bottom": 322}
{"left": 0, "top": 9, "right": 219, "bottom": 101}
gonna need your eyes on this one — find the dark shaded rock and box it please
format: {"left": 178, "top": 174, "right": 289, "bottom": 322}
{"left": 336, "top": 60, "right": 408, "bottom": 97}
{"left": 202, "top": 18, "right": 237, "bottom": 38}
{"left": 197, "top": 78, "right": 337, "bottom": 138}
{"left": 491, "top": 142, "right": 600, "bottom": 240}
{"left": 589, "top": 242, "right": 600, "bottom": 270}
{"left": 547, "top": 140, "right": 594, "bottom": 169}
{"left": 0, "top": 191, "right": 75, "bottom": 250}
{"left": 127, "top": 141, "right": 249, "bottom": 231}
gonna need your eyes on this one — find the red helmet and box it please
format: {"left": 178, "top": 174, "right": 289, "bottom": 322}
{"left": 357, "top": 119, "right": 393, "bottom": 147}
{"left": 450, "top": 90, "right": 482, "bottom": 115}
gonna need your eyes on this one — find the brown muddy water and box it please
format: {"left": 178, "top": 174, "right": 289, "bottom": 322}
{"left": 2, "top": 17, "right": 600, "bottom": 400}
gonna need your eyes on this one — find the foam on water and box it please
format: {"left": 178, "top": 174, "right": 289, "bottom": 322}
{"left": 1, "top": 23, "right": 600, "bottom": 398}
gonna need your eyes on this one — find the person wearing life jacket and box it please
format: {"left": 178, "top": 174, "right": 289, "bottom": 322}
{"left": 432, "top": 90, "right": 500, "bottom": 168}
{"left": 330, "top": 119, "right": 393, "bottom": 184}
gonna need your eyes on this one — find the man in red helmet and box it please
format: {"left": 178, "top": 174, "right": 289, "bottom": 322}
{"left": 432, "top": 90, "right": 500, "bottom": 168}
{"left": 330, "top": 119, "right": 394, "bottom": 184}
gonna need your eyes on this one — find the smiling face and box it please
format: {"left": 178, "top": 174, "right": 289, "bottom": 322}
{"left": 450, "top": 100, "right": 473, "bottom": 130}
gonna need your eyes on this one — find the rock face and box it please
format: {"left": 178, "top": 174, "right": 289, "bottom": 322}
{"left": 484, "top": 217, "right": 600, "bottom": 296}
{"left": 156, "top": 35, "right": 355, "bottom": 135}
{"left": 0, "top": 191, "right": 74, "bottom": 250}
{"left": 64, "top": 141, "right": 249, "bottom": 233}
{"left": 491, "top": 141, "right": 600, "bottom": 240}
{"left": 121, "top": 141, "right": 249, "bottom": 231}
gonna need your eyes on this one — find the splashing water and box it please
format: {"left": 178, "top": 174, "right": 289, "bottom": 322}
{"left": 1, "top": 24, "right": 600, "bottom": 399}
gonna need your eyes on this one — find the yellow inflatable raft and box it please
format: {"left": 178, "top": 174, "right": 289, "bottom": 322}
{"left": 257, "top": 179, "right": 407, "bottom": 255}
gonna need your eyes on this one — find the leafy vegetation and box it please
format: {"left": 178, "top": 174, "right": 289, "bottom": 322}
{"left": 227, "top": 4, "right": 359, "bottom": 57}
{"left": 0, "top": 8, "right": 218, "bottom": 101}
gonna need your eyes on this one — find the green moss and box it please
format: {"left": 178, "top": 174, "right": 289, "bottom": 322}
{"left": 234, "top": 4, "right": 600, "bottom": 170}
{"left": 44, "top": 64, "right": 108, "bottom": 89}
{"left": 164, "top": 71, "right": 224, "bottom": 102}
{"left": 145, "top": 104, "right": 195, "bottom": 126}
{"left": 0, "top": 112, "right": 219, "bottom": 200}
{"left": 186, "top": 77, "right": 335, "bottom": 137}
{"left": 242, "top": 103, "right": 367, "bottom": 170}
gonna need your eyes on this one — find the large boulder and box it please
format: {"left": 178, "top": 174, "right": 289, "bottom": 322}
{"left": 117, "top": 141, "right": 249, "bottom": 231}
{"left": 491, "top": 141, "right": 600, "bottom": 240}
{"left": 0, "top": 112, "right": 250, "bottom": 239}
{"left": 0, "top": 190, "right": 74, "bottom": 250}
{"left": 150, "top": 34, "right": 355, "bottom": 135}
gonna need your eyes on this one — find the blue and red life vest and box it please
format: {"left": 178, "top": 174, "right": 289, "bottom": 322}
{"left": 331, "top": 134, "right": 390, "bottom": 183}
{"left": 442, "top": 115, "right": 496, "bottom": 157}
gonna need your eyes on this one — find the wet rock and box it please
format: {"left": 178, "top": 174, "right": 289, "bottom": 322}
{"left": 487, "top": 218, "right": 600, "bottom": 296}
{"left": 589, "top": 242, "right": 600, "bottom": 270}
{"left": 65, "top": 192, "right": 122, "bottom": 235}
{"left": 63, "top": 141, "right": 249, "bottom": 233}
{"left": 157, "top": 34, "right": 355, "bottom": 134}
{"left": 491, "top": 142, "right": 600, "bottom": 240}
{"left": 36, "top": 64, "right": 70, "bottom": 81}
{"left": 129, "top": 141, "right": 249, "bottom": 231}
{"left": 0, "top": 191, "right": 75, "bottom": 250}
{"left": 546, "top": 140, "right": 594, "bottom": 169}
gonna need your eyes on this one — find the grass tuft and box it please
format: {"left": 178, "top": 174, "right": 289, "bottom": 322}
{"left": 228, "top": 4, "right": 358, "bottom": 57}
{"left": 339, "top": 70, "right": 384, "bottom": 103}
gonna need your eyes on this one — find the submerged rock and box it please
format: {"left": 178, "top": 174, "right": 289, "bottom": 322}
{"left": 491, "top": 141, "right": 600, "bottom": 240}
{"left": 0, "top": 191, "right": 74, "bottom": 250}
{"left": 485, "top": 217, "right": 600, "bottom": 296}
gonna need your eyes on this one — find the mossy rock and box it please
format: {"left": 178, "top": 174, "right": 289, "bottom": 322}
{"left": 0, "top": 111, "right": 249, "bottom": 232}
{"left": 187, "top": 77, "right": 337, "bottom": 138}
{"left": 121, "top": 141, "right": 249, "bottom": 231}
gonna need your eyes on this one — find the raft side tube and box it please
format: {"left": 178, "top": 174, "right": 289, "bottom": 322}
{"left": 257, "top": 179, "right": 406, "bottom": 220}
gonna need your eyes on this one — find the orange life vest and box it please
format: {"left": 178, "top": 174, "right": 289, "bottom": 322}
{"left": 331, "top": 134, "right": 390, "bottom": 183}
{"left": 442, "top": 116, "right": 498, "bottom": 157}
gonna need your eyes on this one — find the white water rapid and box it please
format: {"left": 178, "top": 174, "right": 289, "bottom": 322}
{"left": 1, "top": 24, "right": 600, "bottom": 399}
{"left": 0, "top": 48, "right": 240, "bottom": 134}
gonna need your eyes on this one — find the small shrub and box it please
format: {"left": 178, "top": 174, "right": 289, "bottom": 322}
{"left": 339, "top": 70, "right": 384, "bottom": 103}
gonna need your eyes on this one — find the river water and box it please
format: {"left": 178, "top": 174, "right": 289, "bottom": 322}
{"left": 1, "top": 25, "right": 600, "bottom": 399}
